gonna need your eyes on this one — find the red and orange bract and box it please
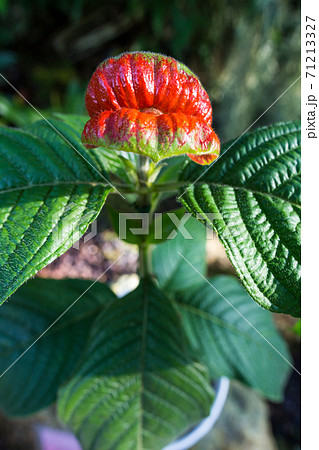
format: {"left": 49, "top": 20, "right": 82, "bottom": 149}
{"left": 82, "top": 52, "right": 220, "bottom": 165}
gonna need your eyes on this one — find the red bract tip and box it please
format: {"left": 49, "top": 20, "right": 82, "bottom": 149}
{"left": 82, "top": 52, "right": 220, "bottom": 165}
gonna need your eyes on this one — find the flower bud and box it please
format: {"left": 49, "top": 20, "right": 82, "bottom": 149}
{"left": 82, "top": 52, "right": 220, "bottom": 165}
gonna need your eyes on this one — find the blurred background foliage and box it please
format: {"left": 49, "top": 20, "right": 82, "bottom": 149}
{"left": 0, "top": 0, "right": 300, "bottom": 141}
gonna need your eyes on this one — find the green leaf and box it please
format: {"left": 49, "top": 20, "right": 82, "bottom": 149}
{"left": 179, "top": 121, "right": 301, "bottom": 316}
{"left": 156, "top": 156, "right": 187, "bottom": 184}
{"left": 147, "top": 208, "right": 187, "bottom": 244}
{"left": 152, "top": 215, "right": 207, "bottom": 292}
{"left": 292, "top": 318, "right": 301, "bottom": 336}
{"left": 106, "top": 200, "right": 142, "bottom": 245}
{"left": 175, "top": 275, "right": 292, "bottom": 401}
{"left": 0, "top": 120, "right": 112, "bottom": 303}
{"left": 52, "top": 113, "right": 88, "bottom": 130}
{"left": 52, "top": 114, "right": 137, "bottom": 185}
{"left": 0, "top": 277, "right": 116, "bottom": 416}
{"left": 58, "top": 278, "right": 214, "bottom": 450}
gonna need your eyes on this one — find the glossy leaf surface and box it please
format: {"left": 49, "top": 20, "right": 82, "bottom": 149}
{"left": 0, "top": 120, "right": 111, "bottom": 303}
{"left": 179, "top": 121, "right": 301, "bottom": 316}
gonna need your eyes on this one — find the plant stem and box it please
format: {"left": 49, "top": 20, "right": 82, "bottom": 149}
{"left": 137, "top": 155, "right": 151, "bottom": 184}
{"left": 135, "top": 155, "right": 153, "bottom": 278}
{"left": 138, "top": 242, "right": 152, "bottom": 278}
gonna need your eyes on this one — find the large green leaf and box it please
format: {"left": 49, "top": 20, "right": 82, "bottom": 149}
{"left": 174, "top": 275, "right": 292, "bottom": 401}
{"left": 152, "top": 215, "right": 207, "bottom": 292}
{"left": 0, "top": 277, "right": 116, "bottom": 416}
{"left": 0, "top": 120, "right": 112, "bottom": 303}
{"left": 58, "top": 278, "right": 214, "bottom": 450}
{"left": 179, "top": 121, "right": 301, "bottom": 316}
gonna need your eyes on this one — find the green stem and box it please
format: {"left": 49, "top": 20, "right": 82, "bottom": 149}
{"left": 137, "top": 155, "right": 151, "bottom": 184}
{"left": 138, "top": 242, "right": 152, "bottom": 278}
{"left": 135, "top": 155, "right": 153, "bottom": 278}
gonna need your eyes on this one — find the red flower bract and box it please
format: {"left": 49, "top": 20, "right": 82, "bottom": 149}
{"left": 82, "top": 52, "right": 220, "bottom": 165}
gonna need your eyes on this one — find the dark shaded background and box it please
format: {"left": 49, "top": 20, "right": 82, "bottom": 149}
{"left": 0, "top": 0, "right": 300, "bottom": 449}
{"left": 0, "top": 0, "right": 300, "bottom": 140}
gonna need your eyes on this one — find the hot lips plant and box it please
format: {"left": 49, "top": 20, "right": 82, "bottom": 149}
{"left": 82, "top": 52, "right": 220, "bottom": 165}
{"left": 0, "top": 52, "right": 300, "bottom": 449}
